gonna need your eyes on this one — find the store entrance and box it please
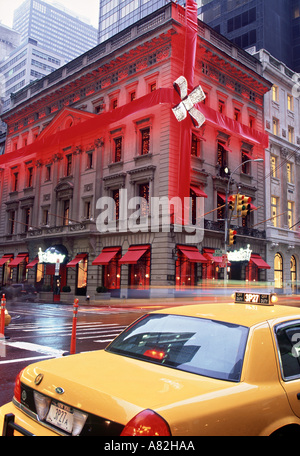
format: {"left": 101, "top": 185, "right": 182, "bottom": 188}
{"left": 230, "top": 262, "right": 243, "bottom": 281}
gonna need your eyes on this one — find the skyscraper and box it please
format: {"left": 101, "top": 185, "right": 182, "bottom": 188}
{"left": 13, "top": 0, "right": 98, "bottom": 63}
{"left": 98, "top": 0, "right": 187, "bottom": 43}
{"left": 199, "top": 0, "right": 297, "bottom": 72}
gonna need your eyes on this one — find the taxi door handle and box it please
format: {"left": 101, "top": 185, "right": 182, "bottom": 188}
{"left": 297, "top": 393, "right": 300, "bottom": 400}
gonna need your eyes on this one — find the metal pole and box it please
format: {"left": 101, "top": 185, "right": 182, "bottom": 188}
{"left": 70, "top": 298, "right": 79, "bottom": 354}
{"left": 224, "top": 158, "right": 263, "bottom": 285}
{"left": 0, "top": 294, "right": 6, "bottom": 338}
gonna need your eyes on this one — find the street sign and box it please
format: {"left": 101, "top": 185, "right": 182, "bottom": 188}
{"left": 213, "top": 249, "right": 224, "bottom": 257}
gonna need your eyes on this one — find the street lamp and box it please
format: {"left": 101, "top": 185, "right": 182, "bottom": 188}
{"left": 224, "top": 158, "right": 264, "bottom": 284}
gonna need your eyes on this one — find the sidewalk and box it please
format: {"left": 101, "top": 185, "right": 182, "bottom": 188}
{"left": 38, "top": 294, "right": 234, "bottom": 308}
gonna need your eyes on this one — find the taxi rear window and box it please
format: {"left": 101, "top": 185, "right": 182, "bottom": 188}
{"left": 106, "top": 314, "right": 249, "bottom": 382}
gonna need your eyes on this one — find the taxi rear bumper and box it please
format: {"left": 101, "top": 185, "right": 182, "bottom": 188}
{"left": 0, "top": 402, "right": 59, "bottom": 436}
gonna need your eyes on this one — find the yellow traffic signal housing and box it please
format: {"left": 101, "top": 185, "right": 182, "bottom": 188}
{"left": 236, "top": 194, "right": 245, "bottom": 213}
{"left": 228, "top": 229, "right": 237, "bottom": 245}
{"left": 228, "top": 195, "right": 236, "bottom": 211}
{"left": 240, "top": 196, "right": 252, "bottom": 217}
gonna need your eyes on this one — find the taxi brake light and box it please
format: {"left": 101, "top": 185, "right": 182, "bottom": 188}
{"left": 121, "top": 409, "right": 171, "bottom": 436}
{"left": 14, "top": 368, "right": 26, "bottom": 403}
{"left": 143, "top": 349, "right": 165, "bottom": 360}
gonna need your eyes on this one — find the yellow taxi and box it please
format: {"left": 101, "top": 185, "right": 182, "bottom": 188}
{"left": 1, "top": 292, "right": 300, "bottom": 436}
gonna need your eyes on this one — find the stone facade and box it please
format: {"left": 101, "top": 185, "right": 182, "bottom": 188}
{"left": 0, "top": 3, "right": 272, "bottom": 301}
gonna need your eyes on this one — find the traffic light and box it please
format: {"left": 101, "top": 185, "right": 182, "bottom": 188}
{"left": 240, "top": 196, "right": 252, "bottom": 217}
{"left": 228, "top": 229, "right": 237, "bottom": 246}
{"left": 236, "top": 194, "right": 245, "bottom": 213}
{"left": 228, "top": 195, "right": 236, "bottom": 211}
{"left": 236, "top": 194, "right": 252, "bottom": 216}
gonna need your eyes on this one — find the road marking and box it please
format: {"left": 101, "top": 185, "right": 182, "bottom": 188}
{"left": 2, "top": 341, "right": 66, "bottom": 356}
{"left": 0, "top": 355, "right": 56, "bottom": 365}
{"left": 94, "top": 339, "right": 115, "bottom": 343}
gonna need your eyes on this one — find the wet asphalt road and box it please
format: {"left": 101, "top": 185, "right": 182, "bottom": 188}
{"left": 0, "top": 300, "right": 145, "bottom": 407}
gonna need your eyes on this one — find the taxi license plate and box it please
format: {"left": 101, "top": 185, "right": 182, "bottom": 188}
{"left": 46, "top": 401, "right": 73, "bottom": 433}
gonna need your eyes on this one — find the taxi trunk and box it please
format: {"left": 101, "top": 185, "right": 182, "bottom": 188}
{"left": 17, "top": 349, "right": 241, "bottom": 435}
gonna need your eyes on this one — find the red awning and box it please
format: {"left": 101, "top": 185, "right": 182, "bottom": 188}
{"left": 92, "top": 247, "right": 121, "bottom": 266}
{"left": 203, "top": 250, "right": 230, "bottom": 265}
{"left": 0, "top": 254, "right": 13, "bottom": 267}
{"left": 190, "top": 185, "right": 208, "bottom": 198}
{"left": 250, "top": 254, "right": 271, "bottom": 269}
{"left": 66, "top": 253, "right": 87, "bottom": 268}
{"left": 26, "top": 257, "right": 39, "bottom": 269}
{"left": 9, "top": 253, "right": 28, "bottom": 268}
{"left": 192, "top": 131, "right": 206, "bottom": 142}
{"left": 219, "top": 142, "right": 232, "bottom": 153}
{"left": 241, "top": 150, "right": 254, "bottom": 160}
{"left": 119, "top": 245, "right": 150, "bottom": 265}
{"left": 178, "top": 245, "right": 207, "bottom": 263}
{"left": 217, "top": 192, "right": 226, "bottom": 201}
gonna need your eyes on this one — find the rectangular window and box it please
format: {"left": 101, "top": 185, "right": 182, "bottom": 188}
{"left": 217, "top": 142, "right": 228, "bottom": 177}
{"left": 42, "top": 209, "right": 49, "bottom": 226}
{"left": 271, "top": 155, "right": 277, "bottom": 178}
{"left": 271, "top": 196, "right": 279, "bottom": 227}
{"left": 234, "top": 108, "right": 240, "bottom": 122}
{"left": 84, "top": 201, "right": 91, "bottom": 220}
{"left": 112, "top": 189, "right": 120, "bottom": 220}
{"left": 287, "top": 94, "right": 294, "bottom": 111}
{"left": 27, "top": 167, "right": 33, "bottom": 187}
{"left": 288, "top": 126, "right": 294, "bottom": 143}
{"left": 9, "top": 211, "right": 15, "bottom": 234}
{"left": 288, "top": 201, "right": 295, "bottom": 229}
{"left": 66, "top": 154, "right": 72, "bottom": 176}
{"left": 63, "top": 200, "right": 70, "bottom": 226}
{"left": 272, "top": 117, "right": 279, "bottom": 136}
{"left": 45, "top": 165, "right": 51, "bottom": 181}
{"left": 76, "top": 256, "right": 87, "bottom": 293}
{"left": 13, "top": 172, "right": 18, "bottom": 192}
{"left": 139, "top": 183, "right": 149, "bottom": 217}
{"left": 140, "top": 127, "right": 150, "bottom": 155}
{"left": 24, "top": 207, "right": 30, "bottom": 232}
{"left": 272, "top": 85, "right": 279, "bottom": 102}
{"left": 218, "top": 99, "right": 225, "bottom": 113}
{"left": 287, "top": 162, "right": 293, "bottom": 184}
{"left": 241, "top": 151, "right": 250, "bottom": 174}
{"left": 191, "top": 133, "right": 200, "bottom": 157}
{"left": 113, "top": 137, "right": 122, "bottom": 162}
{"left": 86, "top": 152, "right": 93, "bottom": 169}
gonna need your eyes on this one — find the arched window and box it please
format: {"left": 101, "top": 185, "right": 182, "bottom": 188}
{"left": 291, "top": 255, "right": 297, "bottom": 293}
{"left": 274, "top": 253, "right": 283, "bottom": 288}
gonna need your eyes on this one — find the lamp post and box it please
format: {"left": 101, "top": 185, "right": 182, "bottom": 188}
{"left": 224, "top": 158, "right": 264, "bottom": 284}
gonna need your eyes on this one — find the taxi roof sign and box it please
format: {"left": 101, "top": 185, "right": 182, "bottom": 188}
{"left": 233, "top": 292, "right": 277, "bottom": 306}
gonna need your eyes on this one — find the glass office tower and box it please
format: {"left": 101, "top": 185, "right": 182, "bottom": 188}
{"left": 199, "top": 0, "right": 296, "bottom": 72}
{"left": 13, "top": 0, "right": 98, "bottom": 63}
{"left": 98, "top": 0, "right": 187, "bottom": 43}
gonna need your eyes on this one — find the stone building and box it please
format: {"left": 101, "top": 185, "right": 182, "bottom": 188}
{"left": 0, "top": 2, "right": 271, "bottom": 301}
{"left": 256, "top": 49, "right": 300, "bottom": 293}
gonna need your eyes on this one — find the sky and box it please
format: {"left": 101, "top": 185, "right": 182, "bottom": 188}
{"left": 0, "top": 0, "right": 100, "bottom": 29}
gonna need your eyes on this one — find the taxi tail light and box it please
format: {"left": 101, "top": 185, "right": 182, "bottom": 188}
{"left": 120, "top": 409, "right": 171, "bottom": 436}
{"left": 14, "top": 368, "right": 26, "bottom": 403}
{"left": 33, "top": 391, "right": 51, "bottom": 421}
